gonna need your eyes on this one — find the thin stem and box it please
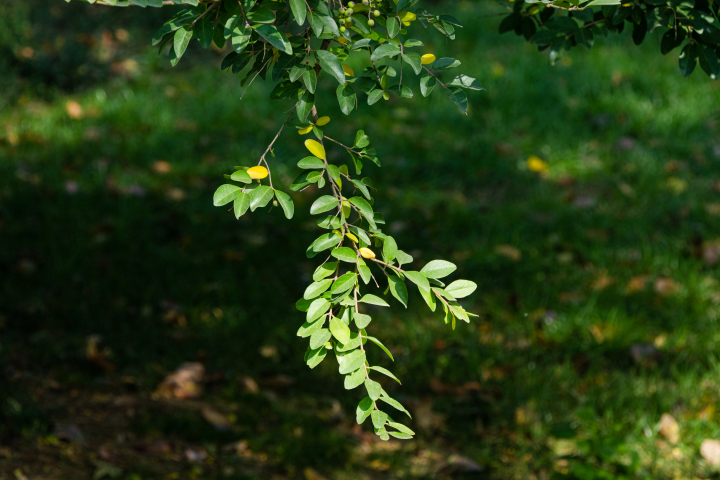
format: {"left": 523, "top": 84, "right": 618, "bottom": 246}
{"left": 240, "top": 57, "right": 273, "bottom": 100}
{"left": 257, "top": 109, "right": 296, "bottom": 190}
{"left": 323, "top": 135, "right": 362, "bottom": 155}
{"left": 370, "top": 257, "right": 404, "bottom": 274}
{"left": 190, "top": 2, "right": 218, "bottom": 27}
{"left": 422, "top": 66, "right": 447, "bottom": 88}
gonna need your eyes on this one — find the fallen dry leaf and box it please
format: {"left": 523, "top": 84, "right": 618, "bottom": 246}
{"left": 701, "top": 439, "right": 720, "bottom": 466}
{"left": 703, "top": 240, "right": 720, "bottom": 265}
{"left": 303, "top": 467, "right": 327, "bottom": 480}
{"left": 655, "top": 277, "right": 681, "bottom": 296}
{"left": 201, "top": 406, "right": 231, "bottom": 430}
{"left": 66, "top": 100, "right": 83, "bottom": 119}
{"left": 410, "top": 398, "right": 446, "bottom": 433}
{"left": 625, "top": 275, "right": 649, "bottom": 294}
{"left": 154, "top": 362, "right": 204, "bottom": 399}
{"left": 659, "top": 413, "right": 680, "bottom": 444}
{"left": 184, "top": 447, "right": 207, "bottom": 462}
{"left": 153, "top": 161, "right": 172, "bottom": 174}
{"left": 495, "top": 244, "right": 521, "bottom": 261}
{"left": 166, "top": 188, "right": 186, "bottom": 201}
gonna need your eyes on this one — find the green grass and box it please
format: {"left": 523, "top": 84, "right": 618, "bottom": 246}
{"left": 3, "top": 1, "right": 720, "bottom": 479}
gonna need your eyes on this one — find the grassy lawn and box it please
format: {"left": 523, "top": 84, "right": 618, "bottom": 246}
{"left": 3, "top": 1, "right": 720, "bottom": 478}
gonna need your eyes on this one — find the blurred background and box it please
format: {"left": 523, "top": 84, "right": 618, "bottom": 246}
{"left": 2, "top": 0, "right": 720, "bottom": 478}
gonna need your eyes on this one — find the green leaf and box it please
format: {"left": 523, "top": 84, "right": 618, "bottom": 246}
{"left": 698, "top": 45, "right": 720, "bottom": 79}
{"left": 351, "top": 179, "right": 372, "bottom": 200}
{"left": 246, "top": 5, "right": 275, "bottom": 24}
{"left": 449, "top": 303, "right": 470, "bottom": 323}
{"left": 289, "top": 0, "right": 307, "bottom": 25}
{"left": 387, "top": 16, "right": 401, "bottom": 38}
{"left": 304, "top": 279, "right": 333, "bottom": 300}
{"left": 443, "top": 87, "right": 468, "bottom": 115}
{"left": 326, "top": 164, "right": 341, "bottom": 182}
{"left": 337, "top": 83, "right": 356, "bottom": 115}
{"left": 228, "top": 20, "right": 252, "bottom": 53}
{"left": 254, "top": 24, "right": 293, "bottom": 54}
{"left": 358, "top": 264, "right": 372, "bottom": 285}
{"left": 445, "top": 279, "right": 477, "bottom": 298}
{"left": 404, "top": 271, "right": 430, "bottom": 291}
{"left": 359, "top": 294, "right": 389, "bottom": 307}
{"left": 302, "top": 67, "right": 317, "bottom": 94}
{"left": 318, "top": 216, "right": 342, "bottom": 229}
{"left": 310, "top": 195, "right": 339, "bottom": 215}
{"left": 308, "top": 11, "right": 324, "bottom": 36}
{"left": 273, "top": 190, "right": 294, "bottom": 219}
{"left": 296, "top": 297, "right": 313, "bottom": 312}
{"left": 213, "top": 184, "right": 241, "bottom": 206}
{"left": 309, "top": 328, "right": 332, "bottom": 349}
{"left": 234, "top": 192, "right": 251, "bottom": 218}
{"left": 297, "top": 90, "right": 314, "bottom": 123}
{"left": 368, "top": 366, "right": 401, "bottom": 384}
{"left": 447, "top": 74, "right": 485, "bottom": 90}
{"left": 371, "top": 410, "right": 388, "bottom": 429}
{"left": 152, "top": 9, "right": 196, "bottom": 45}
{"left": 330, "top": 316, "right": 351, "bottom": 344}
{"left": 306, "top": 345, "right": 327, "bottom": 369}
{"left": 339, "top": 349, "right": 366, "bottom": 374}
{"left": 356, "top": 396, "right": 373, "bottom": 424}
{"left": 396, "top": 250, "right": 413, "bottom": 266}
{"left": 420, "top": 73, "right": 437, "bottom": 97}
{"left": 173, "top": 26, "right": 193, "bottom": 60}
{"left": 382, "top": 236, "right": 398, "bottom": 262}
{"left": 230, "top": 170, "right": 252, "bottom": 183}
{"left": 368, "top": 89, "right": 385, "bottom": 105}
{"left": 297, "top": 317, "right": 325, "bottom": 338}
{"left": 378, "top": 395, "right": 412, "bottom": 418}
{"left": 349, "top": 197, "right": 376, "bottom": 229}
{"left": 331, "top": 273, "right": 357, "bottom": 294}
{"left": 387, "top": 276, "right": 407, "bottom": 308}
{"left": 388, "top": 421, "right": 414, "bottom": 435}
{"left": 194, "top": 16, "right": 214, "bottom": 49}
{"left": 421, "top": 260, "right": 457, "bottom": 279}
{"left": 307, "top": 298, "right": 331, "bottom": 322}
{"left": 354, "top": 130, "right": 370, "bottom": 148}
{"left": 313, "top": 261, "right": 338, "bottom": 281}
{"left": 250, "top": 185, "right": 273, "bottom": 211}
{"left": 337, "top": 331, "right": 362, "bottom": 351}
{"left": 371, "top": 43, "right": 401, "bottom": 61}
{"left": 354, "top": 312, "right": 371, "bottom": 329}
{"left": 388, "top": 431, "right": 413, "bottom": 439}
{"left": 298, "top": 156, "right": 325, "bottom": 169}
{"left": 419, "top": 284, "right": 436, "bottom": 311}
{"left": 365, "top": 378, "right": 382, "bottom": 400}
{"left": 583, "top": 0, "right": 620, "bottom": 5}
{"left": 312, "top": 233, "right": 343, "bottom": 252}
{"left": 344, "top": 367, "right": 366, "bottom": 389}
{"left": 404, "top": 38, "right": 424, "bottom": 47}
{"left": 432, "top": 57, "right": 461, "bottom": 70}
{"left": 401, "top": 52, "right": 422, "bottom": 75}
{"left": 364, "top": 335, "right": 394, "bottom": 361}
{"left": 396, "top": 0, "right": 420, "bottom": 11}
{"left": 679, "top": 43, "right": 698, "bottom": 77}
{"left": 332, "top": 247, "right": 357, "bottom": 263}
{"left": 316, "top": 50, "right": 346, "bottom": 85}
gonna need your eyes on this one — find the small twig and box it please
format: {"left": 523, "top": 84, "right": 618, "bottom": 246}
{"left": 422, "top": 66, "right": 447, "bottom": 88}
{"left": 190, "top": 2, "right": 218, "bottom": 27}
{"left": 257, "top": 109, "right": 296, "bottom": 189}
{"left": 323, "top": 135, "right": 362, "bottom": 155}
{"left": 240, "top": 57, "right": 272, "bottom": 100}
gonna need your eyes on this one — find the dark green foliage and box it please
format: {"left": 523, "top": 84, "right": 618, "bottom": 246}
{"left": 500, "top": 0, "right": 720, "bottom": 79}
